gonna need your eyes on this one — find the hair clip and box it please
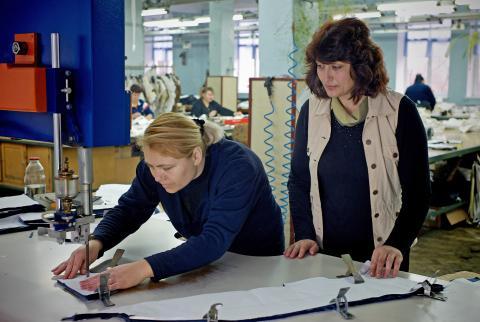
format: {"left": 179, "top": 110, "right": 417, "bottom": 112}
{"left": 193, "top": 118, "right": 205, "bottom": 135}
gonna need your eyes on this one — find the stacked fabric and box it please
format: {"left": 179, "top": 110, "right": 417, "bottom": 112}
{"left": 0, "top": 194, "right": 45, "bottom": 234}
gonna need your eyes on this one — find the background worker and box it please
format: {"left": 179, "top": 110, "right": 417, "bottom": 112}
{"left": 131, "top": 84, "right": 154, "bottom": 120}
{"left": 405, "top": 74, "right": 436, "bottom": 111}
{"left": 191, "top": 86, "right": 236, "bottom": 117}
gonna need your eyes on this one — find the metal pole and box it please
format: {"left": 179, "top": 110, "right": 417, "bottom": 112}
{"left": 78, "top": 147, "right": 94, "bottom": 277}
{"left": 52, "top": 114, "right": 63, "bottom": 177}
{"left": 51, "top": 33, "right": 62, "bottom": 211}
{"left": 51, "top": 33, "right": 60, "bottom": 68}
{"left": 77, "top": 147, "right": 93, "bottom": 216}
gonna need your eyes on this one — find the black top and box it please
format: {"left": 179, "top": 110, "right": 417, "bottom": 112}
{"left": 191, "top": 99, "right": 234, "bottom": 117}
{"left": 319, "top": 113, "right": 374, "bottom": 262}
{"left": 288, "top": 96, "right": 430, "bottom": 269}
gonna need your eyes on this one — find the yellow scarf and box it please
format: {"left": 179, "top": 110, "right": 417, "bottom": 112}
{"left": 331, "top": 97, "right": 368, "bottom": 127}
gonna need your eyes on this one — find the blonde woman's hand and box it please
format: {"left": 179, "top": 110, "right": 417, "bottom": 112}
{"left": 284, "top": 239, "right": 319, "bottom": 259}
{"left": 79, "top": 260, "right": 154, "bottom": 291}
{"left": 51, "top": 239, "right": 103, "bottom": 279}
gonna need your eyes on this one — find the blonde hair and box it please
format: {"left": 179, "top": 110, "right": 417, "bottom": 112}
{"left": 140, "top": 113, "right": 224, "bottom": 158}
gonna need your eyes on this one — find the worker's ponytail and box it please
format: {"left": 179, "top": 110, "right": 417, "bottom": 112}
{"left": 140, "top": 112, "right": 224, "bottom": 158}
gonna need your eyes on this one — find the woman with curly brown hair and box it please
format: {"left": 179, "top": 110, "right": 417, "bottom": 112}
{"left": 284, "top": 18, "right": 430, "bottom": 278}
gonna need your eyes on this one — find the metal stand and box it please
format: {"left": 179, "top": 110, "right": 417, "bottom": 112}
{"left": 330, "top": 287, "right": 354, "bottom": 320}
{"left": 338, "top": 254, "right": 364, "bottom": 284}
{"left": 98, "top": 274, "right": 115, "bottom": 307}
{"left": 38, "top": 33, "right": 95, "bottom": 276}
{"left": 203, "top": 303, "right": 222, "bottom": 322}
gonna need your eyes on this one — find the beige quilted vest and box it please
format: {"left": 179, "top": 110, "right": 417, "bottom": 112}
{"left": 307, "top": 90, "right": 403, "bottom": 248}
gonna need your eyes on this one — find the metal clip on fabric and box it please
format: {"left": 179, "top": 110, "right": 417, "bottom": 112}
{"left": 330, "top": 287, "right": 354, "bottom": 320}
{"left": 203, "top": 303, "right": 222, "bottom": 322}
{"left": 98, "top": 274, "right": 115, "bottom": 307}
{"left": 417, "top": 280, "right": 447, "bottom": 301}
{"left": 338, "top": 254, "right": 365, "bottom": 284}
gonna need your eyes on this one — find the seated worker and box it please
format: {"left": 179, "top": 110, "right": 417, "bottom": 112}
{"left": 405, "top": 74, "right": 436, "bottom": 111}
{"left": 131, "top": 84, "right": 154, "bottom": 120}
{"left": 285, "top": 18, "right": 430, "bottom": 279}
{"left": 52, "top": 113, "right": 284, "bottom": 291}
{"left": 191, "top": 86, "right": 235, "bottom": 117}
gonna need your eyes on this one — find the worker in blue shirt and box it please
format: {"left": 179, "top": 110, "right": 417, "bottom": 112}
{"left": 191, "top": 86, "right": 235, "bottom": 117}
{"left": 131, "top": 84, "right": 154, "bottom": 119}
{"left": 405, "top": 74, "right": 436, "bottom": 111}
{"left": 52, "top": 113, "right": 284, "bottom": 291}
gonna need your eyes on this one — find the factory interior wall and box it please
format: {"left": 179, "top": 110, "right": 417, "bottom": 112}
{"left": 448, "top": 29, "right": 480, "bottom": 105}
{"left": 125, "top": 0, "right": 145, "bottom": 76}
{"left": 173, "top": 33, "right": 209, "bottom": 96}
{"left": 372, "top": 33, "right": 399, "bottom": 91}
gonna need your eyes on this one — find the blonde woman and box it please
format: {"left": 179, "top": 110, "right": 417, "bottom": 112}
{"left": 52, "top": 113, "right": 284, "bottom": 290}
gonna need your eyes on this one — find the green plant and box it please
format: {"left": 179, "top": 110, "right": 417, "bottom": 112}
{"left": 293, "top": 0, "right": 355, "bottom": 76}
{"left": 467, "top": 30, "right": 479, "bottom": 60}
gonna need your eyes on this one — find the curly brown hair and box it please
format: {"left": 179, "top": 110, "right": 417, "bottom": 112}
{"left": 305, "top": 18, "right": 388, "bottom": 104}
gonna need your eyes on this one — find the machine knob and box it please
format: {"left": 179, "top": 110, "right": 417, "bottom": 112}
{"left": 12, "top": 41, "right": 28, "bottom": 55}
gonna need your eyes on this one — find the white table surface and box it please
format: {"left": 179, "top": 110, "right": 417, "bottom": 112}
{"left": 0, "top": 216, "right": 478, "bottom": 322}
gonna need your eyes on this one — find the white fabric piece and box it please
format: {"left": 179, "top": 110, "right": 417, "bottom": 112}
{"left": 98, "top": 275, "right": 419, "bottom": 321}
{"left": 58, "top": 273, "right": 99, "bottom": 297}
{"left": 142, "top": 70, "right": 158, "bottom": 105}
{"left": 18, "top": 212, "right": 44, "bottom": 222}
{"left": 94, "top": 184, "right": 131, "bottom": 210}
{"left": 0, "top": 214, "right": 29, "bottom": 231}
{"left": 161, "top": 75, "right": 177, "bottom": 113}
{"left": 0, "top": 194, "right": 39, "bottom": 209}
{"left": 130, "top": 115, "right": 153, "bottom": 138}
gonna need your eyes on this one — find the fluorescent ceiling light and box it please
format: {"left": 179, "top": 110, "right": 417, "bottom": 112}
{"left": 141, "top": 8, "right": 168, "bottom": 16}
{"left": 355, "top": 11, "right": 382, "bottom": 19}
{"left": 145, "top": 14, "right": 246, "bottom": 29}
{"left": 456, "top": 0, "right": 480, "bottom": 9}
{"left": 377, "top": 1, "right": 435, "bottom": 12}
{"left": 194, "top": 14, "right": 243, "bottom": 24}
{"left": 143, "top": 19, "right": 198, "bottom": 28}
{"left": 195, "top": 16, "right": 211, "bottom": 24}
{"left": 333, "top": 11, "right": 381, "bottom": 20}
{"left": 233, "top": 14, "right": 244, "bottom": 21}
{"left": 377, "top": 1, "right": 454, "bottom": 18}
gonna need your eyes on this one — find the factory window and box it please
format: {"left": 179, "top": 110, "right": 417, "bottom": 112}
{"left": 146, "top": 35, "right": 173, "bottom": 75}
{"left": 405, "top": 28, "right": 450, "bottom": 100}
{"left": 234, "top": 31, "right": 259, "bottom": 94}
{"left": 466, "top": 26, "right": 480, "bottom": 98}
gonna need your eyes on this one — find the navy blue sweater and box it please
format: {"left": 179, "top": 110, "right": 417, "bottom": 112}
{"left": 132, "top": 99, "right": 154, "bottom": 118}
{"left": 191, "top": 99, "right": 234, "bottom": 117}
{"left": 289, "top": 97, "right": 430, "bottom": 269}
{"left": 93, "top": 139, "right": 284, "bottom": 280}
{"left": 405, "top": 82, "right": 436, "bottom": 110}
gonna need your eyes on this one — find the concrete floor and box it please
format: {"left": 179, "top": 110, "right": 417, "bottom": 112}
{"left": 410, "top": 225, "right": 480, "bottom": 276}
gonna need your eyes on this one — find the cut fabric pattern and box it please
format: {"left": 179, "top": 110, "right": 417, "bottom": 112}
{"left": 62, "top": 275, "right": 423, "bottom": 321}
